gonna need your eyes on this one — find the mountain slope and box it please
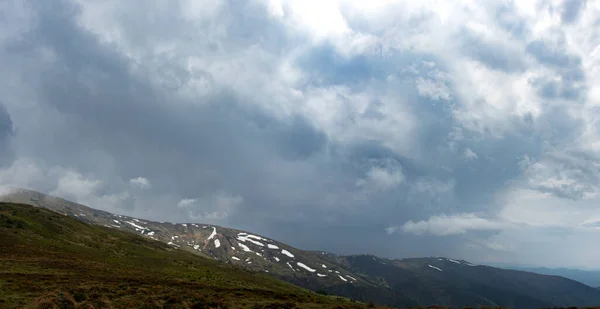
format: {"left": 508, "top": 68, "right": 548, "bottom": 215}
{"left": 0, "top": 202, "right": 378, "bottom": 309}
{"left": 3, "top": 188, "right": 600, "bottom": 308}
{"left": 322, "top": 255, "right": 600, "bottom": 308}
{"left": 504, "top": 266, "right": 600, "bottom": 288}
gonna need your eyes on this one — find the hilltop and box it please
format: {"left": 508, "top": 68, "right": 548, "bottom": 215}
{"left": 0, "top": 202, "right": 383, "bottom": 308}
{"left": 3, "top": 188, "right": 600, "bottom": 308}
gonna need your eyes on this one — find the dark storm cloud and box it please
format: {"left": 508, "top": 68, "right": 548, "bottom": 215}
{"left": 1, "top": 0, "right": 600, "bottom": 268}
{"left": 0, "top": 0, "right": 362, "bottom": 240}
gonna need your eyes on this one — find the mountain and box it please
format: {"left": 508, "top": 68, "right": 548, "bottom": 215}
{"left": 500, "top": 266, "right": 600, "bottom": 289}
{"left": 3, "top": 188, "right": 600, "bottom": 308}
{"left": 0, "top": 201, "right": 380, "bottom": 308}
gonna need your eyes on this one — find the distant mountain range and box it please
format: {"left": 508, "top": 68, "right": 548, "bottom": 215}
{"left": 495, "top": 265, "right": 600, "bottom": 289}
{"left": 3, "top": 188, "right": 600, "bottom": 308}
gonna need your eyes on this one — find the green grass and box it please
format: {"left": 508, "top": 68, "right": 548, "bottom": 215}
{"left": 0, "top": 203, "right": 381, "bottom": 309}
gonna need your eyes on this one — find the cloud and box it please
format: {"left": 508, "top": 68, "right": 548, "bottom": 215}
{"left": 356, "top": 158, "right": 405, "bottom": 191}
{"left": 177, "top": 198, "right": 197, "bottom": 208}
{"left": 463, "top": 148, "right": 478, "bottom": 160}
{"left": 560, "top": 0, "right": 587, "bottom": 24}
{"left": 1, "top": 0, "right": 600, "bottom": 268}
{"left": 180, "top": 192, "right": 244, "bottom": 224}
{"left": 0, "top": 102, "right": 14, "bottom": 165}
{"left": 398, "top": 213, "right": 511, "bottom": 236}
{"left": 129, "top": 177, "right": 151, "bottom": 190}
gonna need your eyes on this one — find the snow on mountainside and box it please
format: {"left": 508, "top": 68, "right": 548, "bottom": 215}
{"left": 3, "top": 188, "right": 600, "bottom": 308}
{"left": 0, "top": 188, "right": 360, "bottom": 284}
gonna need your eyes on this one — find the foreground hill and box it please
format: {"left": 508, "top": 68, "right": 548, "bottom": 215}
{"left": 0, "top": 202, "right": 380, "bottom": 308}
{"left": 3, "top": 188, "right": 600, "bottom": 308}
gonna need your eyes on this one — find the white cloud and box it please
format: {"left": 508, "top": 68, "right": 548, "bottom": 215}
{"left": 400, "top": 213, "right": 511, "bottom": 236}
{"left": 129, "top": 177, "right": 151, "bottom": 190}
{"left": 180, "top": 192, "right": 244, "bottom": 223}
{"left": 463, "top": 148, "right": 478, "bottom": 160}
{"left": 177, "top": 198, "right": 197, "bottom": 208}
{"left": 50, "top": 169, "right": 102, "bottom": 200}
{"left": 49, "top": 168, "right": 130, "bottom": 210}
{"left": 384, "top": 226, "right": 398, "bottom": 235}
{"left": 415, "top": 66, "right": 453, "bottom": 101}
{"left": 356, "top": 161, "right": 405, "bottom": 191}
{"left": 0, "top": 158, "right": 45, "bottom": 191}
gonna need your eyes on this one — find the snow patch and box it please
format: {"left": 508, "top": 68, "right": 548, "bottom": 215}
{"left": 296, "top": 262, "right": 316, "bottom": 272}
{"left": 281, "top": 249, "right": 294, "bottom": 258}
{"left": 113, "top": 220, "right": 120, "bottom": 224}
{"left": 346, "top": 275, "right": 357, "bottom": 281}
{"left": 214, "top": 239, "right": 221, "bottom": 248}
{"left": 147, "top": 231, "right": 155, "bottom": 236}
{"left": 447, "top": 258, "right": 461, "bottom": 264}
{"left": 287, "top": 262, "right": 295, "bottom": 271}
{"left": 207, "top": 227, "right": 217, "bottom": 240}
{"left": 182, "top": 224, "right": 187, "bottom": 227}
{"left": 125, "top": 221, "right": 145, "bottom": 230}
{"left": 317, "top": 273, "right": 327, "bottom": 277}
{"left": 267, "top": 244, "right": 279, "bottom": 249}
{"left": 231, "top": 247, "right": 236, "bottom": 250}
{"left": 428, "top": 265, "right": 442, "bottom": 272}
{"left": 274, "top": 257, "right": 280, "bottom": 262}
{"left": 232, "top": 256, "right": 240, "bottom": 261}
{"left": 239, "top": 244, "right": 252, "bottom": 252}
{"left": 244, "top": 234, "right": 266, "bottom": 240}
{"left": 237, "top": 234, "right": 265, "bottom": 247}
{"left": 321, "top": 264, "right": 327, "bottom": 268}
{"left": 193, "top": 245, "right": 200, "bottom": 250}
{"left": 239, "top": 243, "right": 252, "bottom": 252}
{"left": 338, "top": 275, "right": 348, "bottom": 282}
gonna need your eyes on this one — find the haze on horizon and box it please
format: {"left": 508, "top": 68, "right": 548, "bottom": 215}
{"left": 1, "top": 0, "right": 599, "bottom": 270}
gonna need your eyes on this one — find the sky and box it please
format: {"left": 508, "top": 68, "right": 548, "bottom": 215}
{"left": 1, "top": 0, "right": 600, "bottom": 269}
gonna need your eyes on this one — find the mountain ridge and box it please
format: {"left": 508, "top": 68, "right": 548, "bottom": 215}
{"left": 0, "top": 201, "right": 380, "bottom": 308}
{"left": 3, "top": 188, "right": 600, "bottom": 308}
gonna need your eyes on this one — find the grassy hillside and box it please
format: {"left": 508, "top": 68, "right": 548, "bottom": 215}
{"left": 0, "top": 202, "right": 381, "bottom": 309}
{"left": 4, "top": 189, "right": 600, "bottom": 308}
